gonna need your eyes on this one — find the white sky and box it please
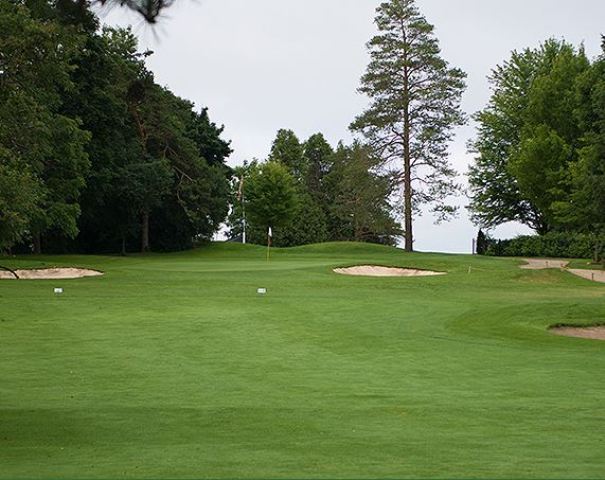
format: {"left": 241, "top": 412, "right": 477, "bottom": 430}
{"left": 98, "top": 0, "right": 605, "bottom": 253}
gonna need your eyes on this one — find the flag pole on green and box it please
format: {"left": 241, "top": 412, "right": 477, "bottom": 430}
{"left": 267, "top": 226, "right": 272, "bottom": 262}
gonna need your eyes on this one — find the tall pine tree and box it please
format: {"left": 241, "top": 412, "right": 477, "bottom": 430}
{"left": 351, "top": 0, "right": 466, "bottom": 251}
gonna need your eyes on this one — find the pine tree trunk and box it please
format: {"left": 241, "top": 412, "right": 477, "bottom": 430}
{"left": 121, "top": 236, "right": 127, "bottom": 256}
{"left": 403, "top": 78, "right": 413, "bottom": 252}
{"left": 403, "top": 160, "right": 413, "bottom": 252}
{"left": 354, "top": 197, "right": 361, "bottom": 242}
{"left": 141, "top": 211, "right": 150, "bottom": 253}
{"left": 33, "top": 232, "right": 42, "bottom": 255}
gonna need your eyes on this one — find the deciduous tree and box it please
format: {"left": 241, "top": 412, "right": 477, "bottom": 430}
{"left": 468, "top": 40, "right": 589, "bottom": 234}
{"left": 269, "top": 129, "right": 306, "bottom": 182}
{"left": 554, "top": 43, "right": 605, "bottom": 248}
{"left": 0, "top": 1, "right": 90, "bottom": 253}
{"left": 245, "top": 162, "right": 297, "bottom": 239}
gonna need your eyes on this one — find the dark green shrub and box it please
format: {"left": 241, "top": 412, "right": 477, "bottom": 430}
{"left": 485, "top": 232, "right": 605, "bottom": 260}
{"left": 476, "top": 230, "right": 490, "bottom": 255}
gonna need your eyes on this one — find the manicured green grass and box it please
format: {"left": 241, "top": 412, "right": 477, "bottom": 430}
{"left": 1, "top": 242, "right": 604, "bottom": 479}
{"left": 568, "top": 258, "right": 605, "bottom": 270}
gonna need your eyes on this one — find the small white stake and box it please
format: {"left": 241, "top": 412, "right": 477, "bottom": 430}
{"left": 54, "top": 288, "right": 63, "bottom": 295}
{"left": 257, "top": 288, "right": 267, "bottom": 295}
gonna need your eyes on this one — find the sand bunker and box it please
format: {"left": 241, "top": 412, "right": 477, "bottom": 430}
{"left": 521, "top": 259, "right": 569, "bottom": 270}
{"left": 568, "top": 269, "right": 605, "bottom": 284}
{"left": 550, "top": 325, "right": 605, "bottom": 341}
{"left": 520, "top": 259, "right": 605, "bottom": 283}
{"left": 334, "top": 265, "right": 446, "bottom": 277}
{"left": 0, "top": 268, "right": 103, "bottom": 280}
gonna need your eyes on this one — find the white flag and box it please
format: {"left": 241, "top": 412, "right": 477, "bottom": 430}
{"left": 268, "top": 227, "right": 273, "bottom": 238}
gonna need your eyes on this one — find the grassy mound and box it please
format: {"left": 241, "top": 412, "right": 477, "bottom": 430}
{"left": 0, "top": 242, "right": 604, "bottom": 478}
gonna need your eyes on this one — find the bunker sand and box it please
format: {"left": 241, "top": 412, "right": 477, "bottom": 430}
{"left": 550, "top": 326, "right": 605, "bottom": 341}
{"left": 334, "top": 265, "right": 446, "bottom": 277}
{"left": 568, "top": 269, "right": 605, "bottom": 283}
{"left": 521, "top": 259, "right": 569, "bottom": 270}
{"left": 521, "top": 259, "right": 605, "bottom": 283}
{"left": 0, "top": 268, "right": 103, "bottom": 280}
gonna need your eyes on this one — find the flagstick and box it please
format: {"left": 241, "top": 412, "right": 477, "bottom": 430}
{"left": 266, "top": 233, "right": 271, "bottom": 262}
{"left": 267, "top": 226, "right": 272, "bottom": 262}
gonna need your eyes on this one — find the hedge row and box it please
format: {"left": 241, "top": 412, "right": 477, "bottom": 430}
{"left": 484, "top": 232, "right": 605, "bottom": 260}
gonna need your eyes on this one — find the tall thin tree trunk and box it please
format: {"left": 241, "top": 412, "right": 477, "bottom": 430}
{"left": 403, "top": 99, "right": 413, "bottom": 251}
{"left": 403, "top": 162, "right": 413, "bottom": 252}
{"left": 121, "top": 235, "right": 127, "bottom": 256}
{"left": 403, "top": 149, "right": 413, "bottom": 251}
{"left": 354, "top": 197, "right": 361, "bottom": 242}
{"left": 33, "top": 232, "right": 42, "bottom": 255}
{"left": 141, "top": 210, "right": 150, "bottom": 253}
{"left": 402, "top": 33, "right": 414, "bottom": 253}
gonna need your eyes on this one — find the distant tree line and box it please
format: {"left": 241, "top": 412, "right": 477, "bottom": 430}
{"left": 478, "top": 232, "right": 605, "bottom": 262}
{"left": 228, "top": 0, "right": 468, "bottom": 251}
{"left": 226, "top": 131, "right": 402, "bottom": 247}
{"left": 0, "top": 0, "right": 470, "bottom": 255}
{"left": 0, "top": 0, "right": 231, "bottom": 254}
{"left": 4, "top": 0, "right": 605, "bottom": 257}
{"left": 469, "top": 38, "right": 605, "bottom": 261}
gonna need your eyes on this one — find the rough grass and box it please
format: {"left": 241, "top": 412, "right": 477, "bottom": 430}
{"left": 0, "top": 242, "right": 604, "bottom": 479}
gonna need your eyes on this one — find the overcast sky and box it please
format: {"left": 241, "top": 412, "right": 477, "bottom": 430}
{"left": 98, "top": 0, "right": 605, "bottom": 253}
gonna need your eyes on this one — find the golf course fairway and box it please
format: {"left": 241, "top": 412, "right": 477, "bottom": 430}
{"left": 1, "top": 242, "right": 604, "bottom": 479}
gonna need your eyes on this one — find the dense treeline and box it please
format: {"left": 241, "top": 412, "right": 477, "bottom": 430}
{"left": 0, "top": 0, "right": 470, "bottom": 255}
{"left": 469, "top": 39, "right": 605, "bottom": 254}
{"left": 0, "top": 0, "right": 231, "bottom": 254}
{"left": 222, "top": 1, "right": 468, "bottom": 251}
{"left": 226, "top": 130, "right": 402, "bottom": 247}
{"left": 480, "top": 232, "right": 605, "bottom": 260}
{"left": 3, "top": 0, "right": 605, "bottom": 257}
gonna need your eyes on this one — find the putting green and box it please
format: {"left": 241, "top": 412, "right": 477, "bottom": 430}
{"left": 0, "top": 242, "right": 604, "bottom": 479}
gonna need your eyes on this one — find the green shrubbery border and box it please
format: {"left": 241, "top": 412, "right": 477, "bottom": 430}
{"left": 483, "top": 232, "right": 605, "bottom": 261}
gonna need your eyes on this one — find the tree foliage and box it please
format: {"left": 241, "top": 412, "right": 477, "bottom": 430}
{"left": 245, "top": 162, "right": 297, "bottom": 237}
{"left": 325, "top": 142, "right": 401, "bottom": 245}
{"left": 303, "top": 133, "right": 334, "bottom": 204}
{"left": 468, "top": 40, "right": 590, "bottom": 234}
{"left": 554, "top": 43, "right": 605, "bottom": 240}
{"left": 351, "top": 0, "right": 466, "bottom": 251}
{"left": 0, "top": 160, "right": 41, "bottom": 251}
{"left": 269, "top": 129, "right": 307, "bottom": 182}
{"left": 0, "top": 1, "right": 91, "bottom": 252}
{"left": 0, "top": 1, "right": 231, "bottom": 253}
{"left": 96, "top": 0, "right": 176, "bottom": 23}
{"left": 475, "top": 229, "right": 489, "bottom": 255}
{"left": 228, "top": 132, "right": 400, "bottom": 248}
